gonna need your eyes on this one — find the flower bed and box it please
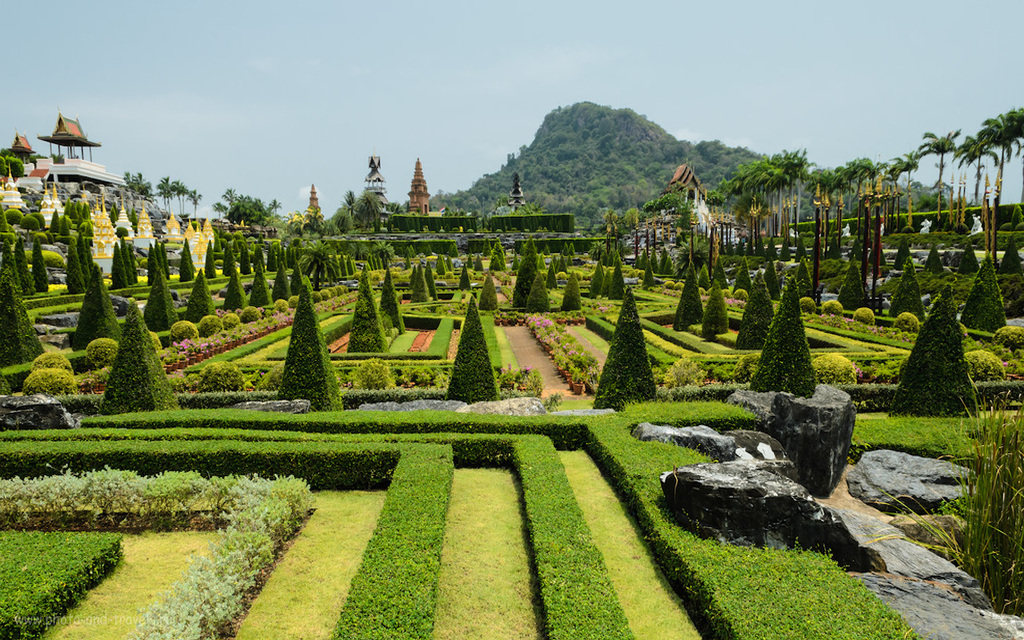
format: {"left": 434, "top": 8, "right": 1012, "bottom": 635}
{"left": 526, "top": 315, "right": 599, "bottom": 390}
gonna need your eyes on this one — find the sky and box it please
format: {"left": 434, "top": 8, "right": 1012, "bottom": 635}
{"left": 6, "top": 0, "right": 1024, "bottom": 219}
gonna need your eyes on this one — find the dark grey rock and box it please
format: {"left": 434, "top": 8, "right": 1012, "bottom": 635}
{"left": 0, "top": 395, "right": 80, "bottom": 430}
{"left": 634, "top": 423, "right": 736, "bottom": 461}
{"left": 357, "top": 399, "right": 467, "bottom": 412}
{"left": 39, "top": 312, "right": 79, "bottom": 328}
{"left": 108, "top": 295, "right": 133, "bottom": 316}
{"left": 39, "top": 333, "right": 71, "bottom": 350}
{"left": 847, "top": 449, "right": 966, "bottom": 514}
{"left": 228, "top": 400, "right": 310, "bottom": 414}
{"left": 854, "top": 573, "right": 1024, "bottom": 640}
{"left": 727, "top": 385, "right": 856, "bottom": 496}
{"left": 549, "top": 408, "right": 616, "bottom": 416}
{"left": 728, "top": 430, "right": 788, "bottom": 461}
{"left": 456, "top": 397, "right": 546, "bottom": 416}
{"left": 660, "top": 461, "right": 878, "bottom": 571}
{"left": 33, "top": 324, "right": 49, "bottom": 335}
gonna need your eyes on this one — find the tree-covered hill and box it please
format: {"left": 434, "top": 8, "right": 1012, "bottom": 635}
{"left": 433, "top": 102, "right": 761, "bottom": 228}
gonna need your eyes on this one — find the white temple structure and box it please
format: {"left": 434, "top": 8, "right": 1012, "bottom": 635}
{"left": 134, "top": 204, "right": 155, "bottom": 249}
{"left": 1, "top": 170, "right": 25, "bottom": 210}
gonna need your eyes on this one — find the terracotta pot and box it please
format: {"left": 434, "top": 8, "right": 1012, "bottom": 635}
{"left": 572, "top": 382, "right": 584, "bottom": 395}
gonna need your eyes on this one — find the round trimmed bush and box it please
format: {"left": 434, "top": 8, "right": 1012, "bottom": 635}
{"left": 1016, "top": 223, "right": 1024, "bottom": 232}
{"left": 812, "top": 354, "right": 857, "bottom": 385}
{"left": 221, "top": 313, "right": 240, "bottom": 330}
{"left": 663, "top": 358, "right": 705, "bottom": 388}
{"left": 87, "top": 338, "right": 119, "bottom": 369}
{"left": 198, "top": 315, "right": 223, "bottom": 337}
{"left": 148, "top": 331, "right": 162, "bottom": 351}
{"left": 732, "top": 289, "right": 748, "bottom": 301}
{"left": 853, "top": 307, "right": 875, "bottom": 326}
{"left": 239, "top": 306, "right": 261, "bottom": 323}
{"left": 36, "top": 250, "right": 65, "bottom": 268}
{"left": 288, "top": 295, "right": 299, "bottom": 309}
{"left": 5, "top": 210, "right": 23, "bottom": 226}
{"left": 965, "top": 350, "right": 1005, "bottom": 381}
{"left": 733, "top": 353, "right": 760, "bottom": 383}
{"left": 1000, "top": 223, "right": 1013, "bottom": 231}
{"left": 894, "top": 312, "right": 921, "bottom": 334}
{"left": 197, "top": 361, "right": 245, "bottom": 392}
{"left": 23, "top": 368, "right": 77, "bottom": 395}
{"left": 31, "top": 352, "right": 73, "bottom": 373}
{"left": 353, "top": 358, "right": 395, "bottom": 390}
{"left": 799, "top": 297, "right": 817, "bottom": 314}
{"left": 257, "top": 363, "right": 285, "bottom": 390}
{"left": 311, "top": 291, "right": 323, "bottom": 303}
{"left": 274, "top": 299, "right": 289, "bottom": 313}
{"left": 994, "top": 326, "right": 1024, "bottom": 351}
{"left": 821, "top": 300, "right": 843, "bottom": 315}
{"left": 20, "top": 216, "right": 40, "bottom": 231}
{"left": 170, "top": 320, "right": 199, "bottom": 343}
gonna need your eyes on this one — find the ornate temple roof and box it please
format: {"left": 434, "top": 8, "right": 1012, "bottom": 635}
{"left": 668, "top": 164, "right": 700, "bottom": 190}
{"left": 10, "top": 132, "right": 33, "bottom": 155}
{"left": 38, "top": 113, "right": 100, "bottom": 148}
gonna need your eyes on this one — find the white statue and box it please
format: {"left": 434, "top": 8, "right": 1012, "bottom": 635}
{"left": 970, "top": 215, "right": 982, "bottom": 235}
{"left": 842, "top": 224, "right": 851, "bottom": 238}
{"left": 920, "top": 219, "right": 932, "bottom": 234}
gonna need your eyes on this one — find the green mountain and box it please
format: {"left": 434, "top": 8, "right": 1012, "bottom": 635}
{"left": 433, "top": 102, "right": 761, "bottom": 228}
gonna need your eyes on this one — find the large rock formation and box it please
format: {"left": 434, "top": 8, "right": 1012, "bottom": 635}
{"left": 228, "top": 399, "right": 311, "bottom": 414}
{"left": 0, "top": 395, "right": 80, "bottom": 430}
{"left": 456, "top": 397, "right": 546, "bottom": 416}
{"left": 633, "top": 423, "right": 786, "bottom": 462}
{"left": 847, "top": 449, "right": 966, "bottom": 514}
{"left": 357, "top": 400, "right": 467, "bottom": 412}
{"left": 727, "top": 385, "right": 856, "bottom": 496}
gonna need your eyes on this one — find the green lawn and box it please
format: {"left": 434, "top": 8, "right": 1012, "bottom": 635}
{"left": 389, "top": 330, "right": 419, "bottom": 353}
{"left": 235, "top": 491, "right": 385, "bottom": 640}
{"left": 853, "top": 412, "right": 975, "bottom": 460}
{"left": 433, "top": 469, "right": 542, "bottom": 640}
{"left": 493, "top": 323, "right": 518, "bottom": 369}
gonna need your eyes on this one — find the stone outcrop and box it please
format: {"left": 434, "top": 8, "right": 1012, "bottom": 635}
{"left": 727, "top": 385, "right": 856, "bottom": 496}
{"left": 847, "top": 449, "right": 965, "bottom": 514}
{"left": 357, "top": 400, "right": 467, "bottom": 412}
{"left": 228, "top": 400, "right": 310, "bottom": 414}
{"left": 108, "top": 295, "right": 133, "bottom": 316}
{"left": 456, "top": 397, "right": 546, "bottom": 416}
{"left": 0, "top": 395, "right": 80, "bottom": 430}
{"left": 633, "top": 423, "right": 788, "bottom": 463}
{"left": 550, "top": 409, "right": 616, "bottom": 416}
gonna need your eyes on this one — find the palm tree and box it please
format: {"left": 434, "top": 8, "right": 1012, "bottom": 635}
{"left": 222, "top": 188, "right": 237, "bottom": 206}
{"left": 188, "top": 189, "right": 202, "bottom": 216}
{"left": 956, "top": 135, "right": 998, "bottom": 204}
{"left": 171, "top": 180, "right": 187, "bottom": 215}
{"left": 267, "top": 199, "right": 282, "bottom": 218}
{"left": 299, "top": 240, "right": 337, "bottom": 290}
{"left": 354, "top": 190, "right": 382, "bottom": 231}
{"left": 157, "top": 177, "right": 173, "bottom": 212}
{"left": 919, "top": 130, "right": 961, "bottom": 213}
{"left": 370, "top": 240, "right": 395, "bottom": 268}
{"left": 302, "top": 207, "right": 325, "bottom": 236}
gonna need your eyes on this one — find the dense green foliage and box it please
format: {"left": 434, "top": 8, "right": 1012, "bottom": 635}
{"left": 65, "top": 236, "right": 85, "bottom": 295}
{"left": 590, "top": 262, "right": 605, "bottom": 298}
{"left": 960, "top": 247, "right": 980, "bottom": 274}
{"left": 674, "top": 264, "right": 703, "bottom": 330}
{"left": 608, "top": 261, "right": 625, "bottom": 300}
{"left": 750, "top": 281, "right": 816, "bottom": 397}
{"left": 0, "top": 241, "right": 43, "bottom": 367}
{"left": 733, "top": 264, "right": 752, "bottom": 295}
{"left": 893, "top": 237, "right": 910, "bottom": 270}
{"left": 349, "top": 270, "right": 387, "bottom": 353}
{"left": 178, "top": 240, "right": 194, "bottom": 283}
{"left": 512, "top": 239, "right": 539, "bottom": 307}
{"left": 30, "top": 240, "right": 48, "bottom": 293}
{"left": 594, "top": 288, "right": 656, "bottom": 410}
{"left": 379, "top": 268, "right": 404, "bottom": 334}
{"left": 961, "top": 257, "right": 1006, "bottom": 332}
{"left": 222, "top": 270, "right": 248, "bottom": 311}
{"left": 735, "top": 270, "right": 773, "bottom": 350}
{"left": 100, "top": 303, "right": 179, "bottom": 414}
{"left": 561, "top": 272, "right": 582, "bottom": 311}
{"left": 248, "top": 256, "right": 271, "bottom": 308}
{"left": 279, "top": 278, "right": 342, "bottom": 410}
{"left": 446, "top": 297, "right": 498, "bottom": 403}
{"left": 763, "top": 262, "right": 780, "bottom": 300}
{"left": 72, "top": 266, "right": 121, "bottom": 350}
{"left": 925, "top": 246, "right": 944, "bottom": 274}
{"left": 1000, "top": 236, "right": 1023, "bottom": 276}
{"left": 525, "top": 273, "right": 550, "bottom": 313}
{"left": 478, "top": 274, "right": 498, "bottom": 310}
{"left": 410, "top": 265, "right": 429, "bottom": 303}
{"left": 459, "top": 263, "right": 471, "bottom": 290}
{"left": 701, "top": 284, "right": 729, "bottom": 339}
{"left": 837, "top": 261, "right": 866, "bottom": 311}
{"left": 888, "top": 259, "right": 926, "bottom": 319}
{"left": 184, "top": 269, "right": 215, "bottom": 323}
{"left": 142, "top": 267, "right": 177, "bottom": 332}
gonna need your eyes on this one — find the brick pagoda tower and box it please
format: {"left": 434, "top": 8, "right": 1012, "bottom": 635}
{"left": 408, "top": 158, "right": 430, "bottom": 214}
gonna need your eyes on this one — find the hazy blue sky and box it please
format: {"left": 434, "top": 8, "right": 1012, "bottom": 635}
{"left": 7, "top": 0, "right": 1023, "bottom": 217}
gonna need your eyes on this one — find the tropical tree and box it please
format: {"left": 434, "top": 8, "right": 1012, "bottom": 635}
{"left": 919, "top": 130, "right": 961, "bottom": 213}
{"left": 299, "top": 240, "right": 338, "bottom": 291}
{"left": 157, "top": 177, "right": 173, "bottom": 212}
{"left": 956, "top": 135, "right": 998, "bottom": 205}
{"left": 188, "top": 189, "right": 202, "bottom": 216}
{"left": 355, "top": 190, "right": 383, "bottom": 231}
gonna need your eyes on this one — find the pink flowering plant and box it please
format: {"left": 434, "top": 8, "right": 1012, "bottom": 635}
{"left": 525, "top": 315, "right": 600, "bottom": 384}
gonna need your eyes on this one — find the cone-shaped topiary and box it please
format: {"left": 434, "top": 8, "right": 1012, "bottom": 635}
{"left": 750, "top": 280, "right": 816, "bottom": 397}
{"left": 546, "top": 261, "right": 557, "bottom": 289}
{"left": 765, "top": 240, "right": 777, "bottom": 261}
{"left": 525, "top": 273, "right": 550, "bottom": 313}
{"left": 889, "top": 258, "right": 926, "bottom": 320}
{"left": 894, "top": 237, "right": 910, "bottom": 271}
{"left": 701, "top": 284, "right": 729, "bottom": 339}
{"left": 643, "top": 260, "right": 656, "bottom": 289}
{"left": 252, "top": 243, "right": 264, "bottom": 272}
{"left": 608, "top": 261, "right": 625, "bottom": 300}
{"left": 459, "top": 263, "right": 471, "bottom": 290}
{"left": 279, "top": 277, "right": 342, "bottom": 411}
{"left": 204, "top": 243, "right": 216, "bottom": 279}
{"left": 999, "top": 235, "right": 1023, "bottom": 275}
{"left": 712, "top": 260, "right": 727, "bottom": 289}
{"left": 379, "top": 268, "right": 405, "bottom": 334}
{"left": 99, "top": 303, "right": 178, "bottom": 414}
{"left": 222, "top": 269, "right": 247, "bottom": 311}
{"left": 124, "top": 240, "right": 139, "bottom": 285}
{"left": 14, "top": 236, "right": 32, "bottom": 296}
{"left": 512, "top": 239, "right": 539, "bottom": 307}
{"left": 410, "top": 264, "right": 429, "bottom": 303}
{"left": 658, "top": 248, "right": 672, "bottom": 274}
{"left": 238, "top": 240, "right": 251, "bottom": 275}
{"left": 735, "top": 270, "right": 774, "bottom": 350}
{"left": 891, "top": 288, "right": 976, "bottom": 416}
{"left": 222, "top": 243, "right": 235, "bottom": 278}
{"left": 446, "top": 295, "right": 498, "bottom": 403}
{"left": 266, "top": 243, "right": 279, "bottom": 273}
{"left": 594, "top": 288, "right": 656, "bottom": 410}
{"left": 424, "top": 263, "right": 437, "bottom": 299}
{"left": 289, "top": 263, "right": 304, "bottom": 296}
{"left": 179, "top": 240, "right": 194, "bottom": 283}
{"left": 473, "top": 255, "right": 484, "bottom": 272}
{"left": 590, "top": 261, "right": 605, "bottom": 298}
{"left": 65, "top": 236, "right": 85, "bottom": 294}
{"left": 733, "top": 265, "right": 753, "bottom": 296}
{"left": 110, "top": 241, "right": 129, "bottom": 290}
{"left": 490, "top": 243, "right": 505, "bottom": 271}
{"left": 73, "top": 265, "right": 121, "bottom": 350}
{"left": 698, "top": 264, "right": 711, "bottom": 289}
{"left": 795, "top": 236, "right": 807, "bottom": 262}
{"left": 479, "top": 274, "right": 499, "bottom": 311}
{"left": 674, "top": 264, "right": 704, "bottom": 330}
{"left": 924, "top": 246, "right": 943, "bottom": 274}
{"left": 763, "top": 262, "right": 780, "bottom": 301}
{"left": 959, "top": 246, "right": 979, "bottom": 275}
{"left": 143, "top": 267, "right": 177, "bottom": 332}
{"left": 961, "top": 256, "right": 1006, "bottom": 332}
{"left": 794, "top": 260, "right": 812, "bottom": 297}
{"left": 184, "top": 269, "right": 215, "bottom": 322}
{"left": 837, "top": 261, "right": 866, "bottom": 311}
{"left": 248, "top": 258, "right": 271, "bottom": 308}
{"left": 561, "top": 272, "right": 582, "bottom": 311}
{"left": 271, "top": 262, "right": 290, "bottom": 302}
{"left": 349, "top": 269, "right": 387, "bottom": 353}
{"left": 779, "top": 240, "right": 791, "bottom": 262}
{"left": 31, "top": 238, "right": 48, "bottom": 293}
{"left": 0, "top": 240, "right": 44, "bottom": 367}
{"left": 78, "top": 235, "right": 92, "bottom": 275}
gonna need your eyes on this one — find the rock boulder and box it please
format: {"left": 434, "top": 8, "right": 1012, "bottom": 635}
{"left": 847, "top": 449, "right": 965, "bottom": 514}
{"left": 357, "top": 400, "right": 467, "bottom": 412}
{"left": 456, "top": 397, "right": 546, "bottom": 416}
{"left": 0, "top": 395, "right": 80, "bottom": 430}
{"left": 228, "top": 400, "right": 311, "bottom": 414}
{"left": 633, "top": 424, "right": 788, "bottom": 463}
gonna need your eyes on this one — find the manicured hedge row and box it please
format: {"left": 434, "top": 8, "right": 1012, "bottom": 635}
{"left": 389, "top": 215, "right": 479, "bottom": 232}
{"left": 401, "top": 315, "right": 442, "bottom": 331}
{"left": 490, "top": 213, "right": 574, "bottom": 233}
{"left": 333, "top": 444, "right": 454, "bottom": 639}
{"left": 23, "top": 293, "right": 86, "bottom": 310}
{"left": 55, "top": 391, "right": 281, "bottom": 414}
{"left": 0, "top": 531, "right": 122, "bottom": 640}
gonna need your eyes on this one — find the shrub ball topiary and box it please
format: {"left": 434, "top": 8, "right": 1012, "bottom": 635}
{"left": 961, "top": 257, "right": 1006, "bottom": 333}
{"left": 890, "top": 288, "right": 976, "bottom": 416}
{"left": 894, "top": 312, "right": 921, "bottom": 334}
{"left": 799, "top": 297, "right": 817, "bottom": 314}
{"left": 732, "top": 353, "right": 760, "bottom": 383}
{"left": 99, "top": 303, "right": 179, "bottom": 415}
{"left": 812, "top": 353, "right": 857, "bottom": 386}
{"left": 821, "top": 300, "right": 843, "bottom": 316}
{"left": 198, "top": 315, "right": 223, "bottom": 337}
{"left": 170, "top": 320, "right": 199, "bottom": 343}
{"left": 889, "top": 258, "right": 926, "bottom": 320}
{"left": 23, "top": 368, "right": 77, "bottom": 395}
{"left": 674, "top": 264, "right": 704, "bottom": 331}
{"left": 993, "top": 325, "right": 1024, "bottom": 351}
{"left": 288, "top": 295, "right": 299, "bottom": 309}
{"left": 353, "top": 358, "right": 395, "bottom": 390}
{"left": 274, "top": 299, "right": 289, "bottom": 313}
{"left": 965, "top": 350, "right": 1005, "bottom": 382}
{"left": 279, "top": 277, "right": 342, "bottom": 411}
{"left": 750, "top": 281, "right": 816, "bottom": 397}
{"left": 87, "top": 338, "right": 119, "bottom": 369}
{"left": 732, "top": 289, "right": 748, "bottom": 301}
{"left": 222, "top": 312, "right": 241, "bottom": 330}
{"left": 594, "top": 288, "right": 657, "bottom": 410}
{"left": 198, "top": 361, "right": 245, "bottom": 392}
{"left": 446, "top": 296, "right": 498, "bottom": 403}
{"left": 239, "top": 306, "right": 261, "bottom": 324}
{"left": 31, "top": 352, "right": 73, "bottom": 373}
{"left": 663, "top": 358, "right": 706, "bottom": 388}
{"left": 853, "top": 307, "right": 875, "bottom": 326}
{"left": 311, "top": 291, "right": 323, "bottom": 303}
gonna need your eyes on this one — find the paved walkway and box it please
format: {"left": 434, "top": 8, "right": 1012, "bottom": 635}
{"left": 504, "top": 325, "right": 572, "bottom": 397}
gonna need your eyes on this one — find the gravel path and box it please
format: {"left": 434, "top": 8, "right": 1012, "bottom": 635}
{"left": 504, "top": 325, "right": 572, "bottom": 397}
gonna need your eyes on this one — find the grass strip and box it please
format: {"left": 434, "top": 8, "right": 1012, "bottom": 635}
{"left": 493, "top": 323, "right": 519, "bottom": 368}
{"left": 236, "top": 491, "right": 385, "bottom": 640}
{"left": 433, "top": 469, "right": 542, "bottom": 640}
{"left": 388, "top": 330, "right": 419, "bottom": 354}
{"left": 559, "top": 451, "right": 699, "bottom": 640}
{"left": 480, "top": 314, "right": 503, "bottom": 369}
{"left": 40, "top": 532, "right": 216, "bottom": 640}
{"left": 332, "top": 444, "right": 454, "bottom": 639}
{"left": 852, "top": 413, "right": 973, "bottom": 461}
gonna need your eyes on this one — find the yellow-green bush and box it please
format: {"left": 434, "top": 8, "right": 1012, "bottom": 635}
{"left": 732, "top": 289, "right": 748, "bottom": 301}
{"left": 288, "top": 295, "right": 299, "bottom": 309}
{"left": 799, "top": 297, "right": 817, "bottom": 314}
{"left": 222, "top": 313, "right": 240, "bottom": 330}
{"left": 273, "top": 299, "right": 289, "bottom": 313}
{"left": 257, "top": 363, "right": 285, "bottom": 390}
{"left": 663, "top": 358, "right": 706, "bottom": 388}
{"left": 966, "top": 349, "right": 1005, "bottom": 381}
{"left": 170, "top": 320, "right": 199, "bottom": 343}
{"left": 198, "top": 315, "right": 223, "bottom": 337}
{"left": 31, "top": 352, "right": 73, "bottom": 373}
{"left": 239, "top": 306, "right": 261, "bottom": 323}
{"left": 821, "top": 300, "right": 843, "bottom": 316}
{"left": 353, "top": 358, "right": 395, "bottom": 390}
{"left": 198, "top": 361, "right": 245, "bottom": 392}
{"left": 23, "top": 368, "right": 77, "bottom": 395}
{"left": 732, "top": 353, "right": 760, "bottom": 383}
{"left": 853, "top": 307, "right": 875, "bottom": 325}
{"left": 86, "top": 338, "right": 118, "bottom": 369}
{"left": 894, "top": 312, "right": 921, "bottom": 334}
{"left": 994, "top": 325, "right": 1024, "bottom": 351}
{"left": 812, "top": 353, "right": 857, "bottom": 385}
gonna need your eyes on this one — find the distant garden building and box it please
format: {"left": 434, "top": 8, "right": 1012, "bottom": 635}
{"left": 22, "top": 112, "right": 123, "bottom": 186}
{"left": 408, "top": 158, "right": 430, "bottom": 214}
{"left": 508, "top": 172, "right": 525, "bottom": 209}
{"left": 365, "top": 155, "right": 388, "bottom": 205}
